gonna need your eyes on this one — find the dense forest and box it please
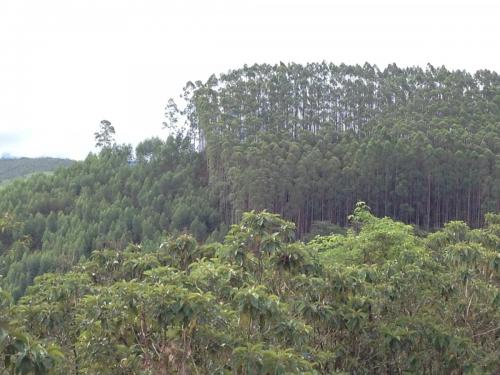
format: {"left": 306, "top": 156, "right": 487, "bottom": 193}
{"left": 0, "top": 138, "right": 216, "bottom": 298}
{"left": 0, "top": 157, "right": 74, "bottom": 185}
{"left": 169, "top": 62, "right": 500, "bottom": 234}
{"left": 0, "top": 63, "right": 499, "bottom": 297}
{"left": 1, "top": 206, "right": 499, "bottom": 374}
{"left": 0, "top": 62, "right": 499, "bottom": 373}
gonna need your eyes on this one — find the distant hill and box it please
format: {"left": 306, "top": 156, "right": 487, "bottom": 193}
{"left": 0, "top": 157, "right": 74, "bottom": 184}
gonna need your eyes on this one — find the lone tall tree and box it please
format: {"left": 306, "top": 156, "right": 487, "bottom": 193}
{"left": 94, "top": 120, "right": 116, "bottom": 149}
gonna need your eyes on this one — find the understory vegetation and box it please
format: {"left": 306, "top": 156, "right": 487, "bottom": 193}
{"left": 1, "top": 206, "right": 499, "bottom": 374}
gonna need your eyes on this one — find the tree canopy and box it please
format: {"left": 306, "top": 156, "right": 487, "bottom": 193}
{"left": 1, "top": 208, "right": 499, "bottom": 374}
{"left": 173, "top": 62, "right": 500, "bottom": 234}
{"left": 94, "top": 120, "right": 116, "bottom": 149}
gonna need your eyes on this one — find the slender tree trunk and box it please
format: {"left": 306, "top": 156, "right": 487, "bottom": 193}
{"left": 467, "top": 188, "right": 471, "bottom": 225}
{"left": 426, "top": 174, "right": 431, "bottom": 230}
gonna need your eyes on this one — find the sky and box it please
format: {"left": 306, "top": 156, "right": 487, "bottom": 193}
{"left": 0, "top": 0, "right": 499, "bottom": 160}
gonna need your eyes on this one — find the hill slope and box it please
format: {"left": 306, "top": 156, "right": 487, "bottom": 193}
{"left": 0, "top": 157, "right": 74, "bottom": 184}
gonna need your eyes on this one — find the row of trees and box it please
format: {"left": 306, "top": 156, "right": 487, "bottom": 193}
{"left": 2, "top": 207, "right": 499, "bottom": 374}
{"left": 171, "top": 62, "right": 500, "bottom": 233}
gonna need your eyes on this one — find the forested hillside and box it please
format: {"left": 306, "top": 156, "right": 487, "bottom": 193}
{"left": 0, "top": 139, "right": 217, "bottom": 298}
{"left": 0, "top": 63, "right": 499, "bottom": 299}
{"left": 1, "top": 206, "right": 499, "bottom": 374}
{"left": 0, "top": 157, "right": 74, "bottom": 185}
{"left": 171, "top": 62, "right": 500, "bottom": 234}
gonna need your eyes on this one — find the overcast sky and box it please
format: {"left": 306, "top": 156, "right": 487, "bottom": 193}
{"left": 0, "top": 0, "right": 499, "bottom": 160}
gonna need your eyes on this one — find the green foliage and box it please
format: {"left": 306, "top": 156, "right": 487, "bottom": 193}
{"left": 94, "top": 120, "right": 116, "bottom": 149}
{"left": 0, "top": 62, "right": 499, "bottom": 373}
{"left": 1, "top": 209, "right": 497, "bottom": 374}
{"left": 232, "top": 344, "right": 315, "bottom": 374}
{"left": 1, "top": 63, "right": 500, "bottom": 297}
{"left": 160, "top": 234, "right": 199, "bottom": 270}
{"left": 303, "top": 221, "right": 346, "bottom": 242}
{"left": 0, "top": 135, "right": 220, "bottom": 296}
{"left": 1, "top": 287, "right": 63, "bottom": 375}
{"left": 175, "top": 63, "right": 500, "bottom": 234}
